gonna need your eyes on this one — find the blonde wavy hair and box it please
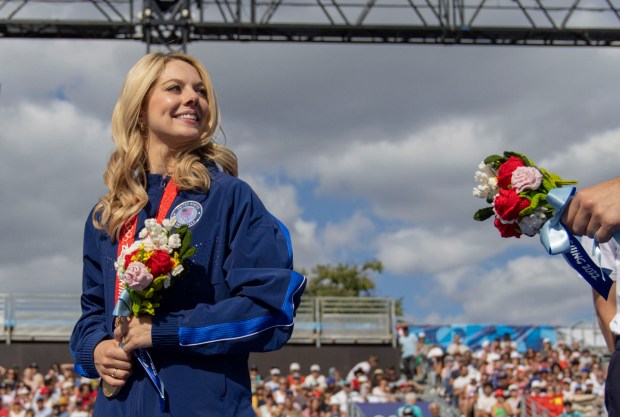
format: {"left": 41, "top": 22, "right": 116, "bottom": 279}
{"left": 93, "top": 52, "right": 238, "bottom": 240}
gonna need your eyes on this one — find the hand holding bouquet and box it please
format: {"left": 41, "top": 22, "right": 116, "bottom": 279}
{"left": 103, "top": 217, "right": 195, "bottom": 406}
{"left": 472, "top": 151, "right": 611, "bottom": 299}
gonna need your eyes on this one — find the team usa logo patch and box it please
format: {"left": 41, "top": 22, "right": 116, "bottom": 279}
{"left": 171, "top": 201, "right": 203, "bottom": 228}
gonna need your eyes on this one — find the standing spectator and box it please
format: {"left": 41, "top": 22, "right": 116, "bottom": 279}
{"left": 398, "top": 327, "right": 417, "bottom": 381}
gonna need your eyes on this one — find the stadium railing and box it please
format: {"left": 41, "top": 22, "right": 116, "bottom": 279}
{"left": 0, "top": 293, "right": 397, "bottom": 346}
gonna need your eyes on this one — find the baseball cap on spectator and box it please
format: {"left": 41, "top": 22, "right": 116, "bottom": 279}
{"left": 510, "top": 352, "right": 521, "bottom": 359}
{"left": 543, "top": 338, "right": 551, "bottom": 344}
{"left": 289, "top": 362, "right": 300, "bottom": 372}
{"left": 531, "top": 380, "right": 542, "bottom": 388}
{"left": 508, "top": 384, "right": 518, "bottom": 391}
{"left": 494, "top": 389, "right": 504, "bottom": 397}
{"left": 310, "top": 364, "right": 320, "bottom": 372}
{"left": 270, "top": 367, "right": 281, "bottom": 376}
{"left": 418, "top": 332, "right": 425, "bottom": 338}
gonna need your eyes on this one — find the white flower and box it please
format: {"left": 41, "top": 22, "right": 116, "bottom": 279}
{"left": 168, "top": 234, "right": 182, "bottom": 249}
{"left": 517, "top": 208, "right": 548, "bottom": 237}
{"left": 473, "top": 161, "right": 499, "bottom": 200}
{"left": 163, "top": 275, "right": 172, "bottom": 289}
{"left": 172, "top": 265, "right": 184, "bottom": 276}
{"left": 162, "top": 217, "right": 177, "bottom": 231}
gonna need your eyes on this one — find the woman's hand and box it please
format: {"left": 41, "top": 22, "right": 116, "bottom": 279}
{"left": 94, "top": 339, "right": 133, "bottom": 387}
{"left": 114, "top": 315, "right": 153, "bottom": 352}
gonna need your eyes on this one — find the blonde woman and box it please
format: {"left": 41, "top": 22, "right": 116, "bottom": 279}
{"left": 70, "top": 52, "right": 306, "bottom": 416}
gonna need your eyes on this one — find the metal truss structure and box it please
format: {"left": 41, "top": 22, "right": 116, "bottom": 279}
{"left": 2, "top": 0, "right": 620, "bottom": 51}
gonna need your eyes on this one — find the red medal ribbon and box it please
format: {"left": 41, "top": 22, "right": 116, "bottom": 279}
{"left": 114, "top": 179, "right": 180, "bottom": 303}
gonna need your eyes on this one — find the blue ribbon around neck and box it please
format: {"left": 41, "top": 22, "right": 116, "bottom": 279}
{"left": 112, "top": 289, "right": 166, "bottom": 411}
{"left": 540, "top": 187, "right": 613, "bottom": 300}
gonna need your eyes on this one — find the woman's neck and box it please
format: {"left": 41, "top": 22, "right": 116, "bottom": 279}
{"left": 147, "top": 139, "right": 175, "bottom": 175}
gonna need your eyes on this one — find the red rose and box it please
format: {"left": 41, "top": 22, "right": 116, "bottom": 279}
{"left": 124, "top": 250, "right": 140, "bottom": 268}
{"left": 146, "top": 250, "right": 174, "bottom": 277}
{"left": 494, "top": 188, "right": 530, "bottom": 221}
{"left": 497, "top": 156, "right": 525, "bottom": 189}
{"left": 494, "top": 217, "right": 521, "bottom": 238}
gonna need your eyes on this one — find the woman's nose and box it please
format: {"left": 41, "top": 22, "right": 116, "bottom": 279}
{"left": 183, "top": 88, "right": 199, "bottom": 104}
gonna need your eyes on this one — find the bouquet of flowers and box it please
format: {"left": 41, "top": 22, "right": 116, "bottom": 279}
{"left": 472, "top": 151, "right": 612, "bottom": 300}
{"left": 104, "top": 216, "right": 195, "bottom": 405}
{"left": 473, "top": 151, "right": 577, "bottom": 238}
{"left": 114, "top": 217, "right": 195, "bottom": 316}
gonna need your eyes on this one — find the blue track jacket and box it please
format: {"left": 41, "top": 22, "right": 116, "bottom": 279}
{"left": 70, "top": 165, "right": 306, "bottom": 416}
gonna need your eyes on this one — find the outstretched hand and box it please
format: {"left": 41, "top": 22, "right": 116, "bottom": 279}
{"left": 562, "top": 176, "right": 620, "bottom": 243}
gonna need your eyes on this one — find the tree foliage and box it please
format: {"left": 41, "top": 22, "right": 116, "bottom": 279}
{"left": 302, "top": 260, "right": 383, "bottom": 297}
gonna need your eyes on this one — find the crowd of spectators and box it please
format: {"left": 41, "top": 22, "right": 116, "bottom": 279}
{"left": 408, "top": 332, "right": 607, "bottom": 417}
{"left": 0, "top": 362, "right": 95, "bottom": 417}
{"left": 0, "top": 332, "right": 608, "bottom": 417}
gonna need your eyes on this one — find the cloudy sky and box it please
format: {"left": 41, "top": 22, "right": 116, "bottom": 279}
{"left": 2, "top": 21, "right": 620, "bottom": 326}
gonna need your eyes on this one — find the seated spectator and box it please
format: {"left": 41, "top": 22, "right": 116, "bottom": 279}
{"left": 305, "top": 365, "right": 327, "bottom": 390}
{"left": 558, "top": 400, "right": 584, "bottom": 417}
{"left": 396, "top": 393, "right": 423, "bottom": 417}
{"left": 490, "top": 390, "right": 513, "bottom": 417}
{"left": 474, "top": 382, "right": 496, "bottom": 417}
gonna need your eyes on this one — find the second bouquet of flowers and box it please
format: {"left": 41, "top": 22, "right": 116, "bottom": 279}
{"left": 473, "top": 151, "right": 577, "bottom": 238}
{"left": 472, "top": 151, "right": 612, "bottom": 299}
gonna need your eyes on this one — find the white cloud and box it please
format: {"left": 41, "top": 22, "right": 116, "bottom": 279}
{"left": 431, "top": 256, "right": 594, "bottom": 325}
{"left": 377, "top": 227, "right": 513, "bottom": 275}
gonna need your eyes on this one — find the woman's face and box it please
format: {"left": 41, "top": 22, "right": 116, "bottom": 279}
{"left": 145, "top": 59, "right": 210, "bottom": 148}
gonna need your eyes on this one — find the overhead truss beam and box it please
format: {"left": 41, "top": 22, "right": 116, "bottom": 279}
{"left": 2, "top": 0, "right": 620, "bottom": 49}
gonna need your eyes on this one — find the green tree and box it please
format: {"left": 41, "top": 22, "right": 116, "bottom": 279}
{"left": 300, "top": 260, "right": 404, "bottom": 316}
{"left": 302, "top": 260, "right": 383, "bottom": 297}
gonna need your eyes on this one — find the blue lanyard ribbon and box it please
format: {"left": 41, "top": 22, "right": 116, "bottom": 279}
{"left": 113, "top": 289, "right": 166, "bottom": 411}
{"left": 540, "top": 187, "right": 612, "bottom": 300}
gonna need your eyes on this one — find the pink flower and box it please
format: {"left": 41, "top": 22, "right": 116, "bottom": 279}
{"left": 511, "top": 166, "right": 543, "bottom": 193}
{"left": 122, "top": 262, "right": 154, "bottom": 291}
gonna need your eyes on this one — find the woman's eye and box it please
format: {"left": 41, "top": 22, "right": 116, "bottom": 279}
{"left": 197, "top": 88, "right": 207, "bottom": 97}
{"left": 167, "top": 85, "right": 181, "bottom": 92}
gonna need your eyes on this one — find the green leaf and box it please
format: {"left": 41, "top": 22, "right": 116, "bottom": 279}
{"left": 484, "top": 155, "right": 504, "bottom": 165}
{"left": 474, "top": 207, "right": 495, "bottom": 221}
{"left": 504, "top": 151, "right": 532, "bottom": 166}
